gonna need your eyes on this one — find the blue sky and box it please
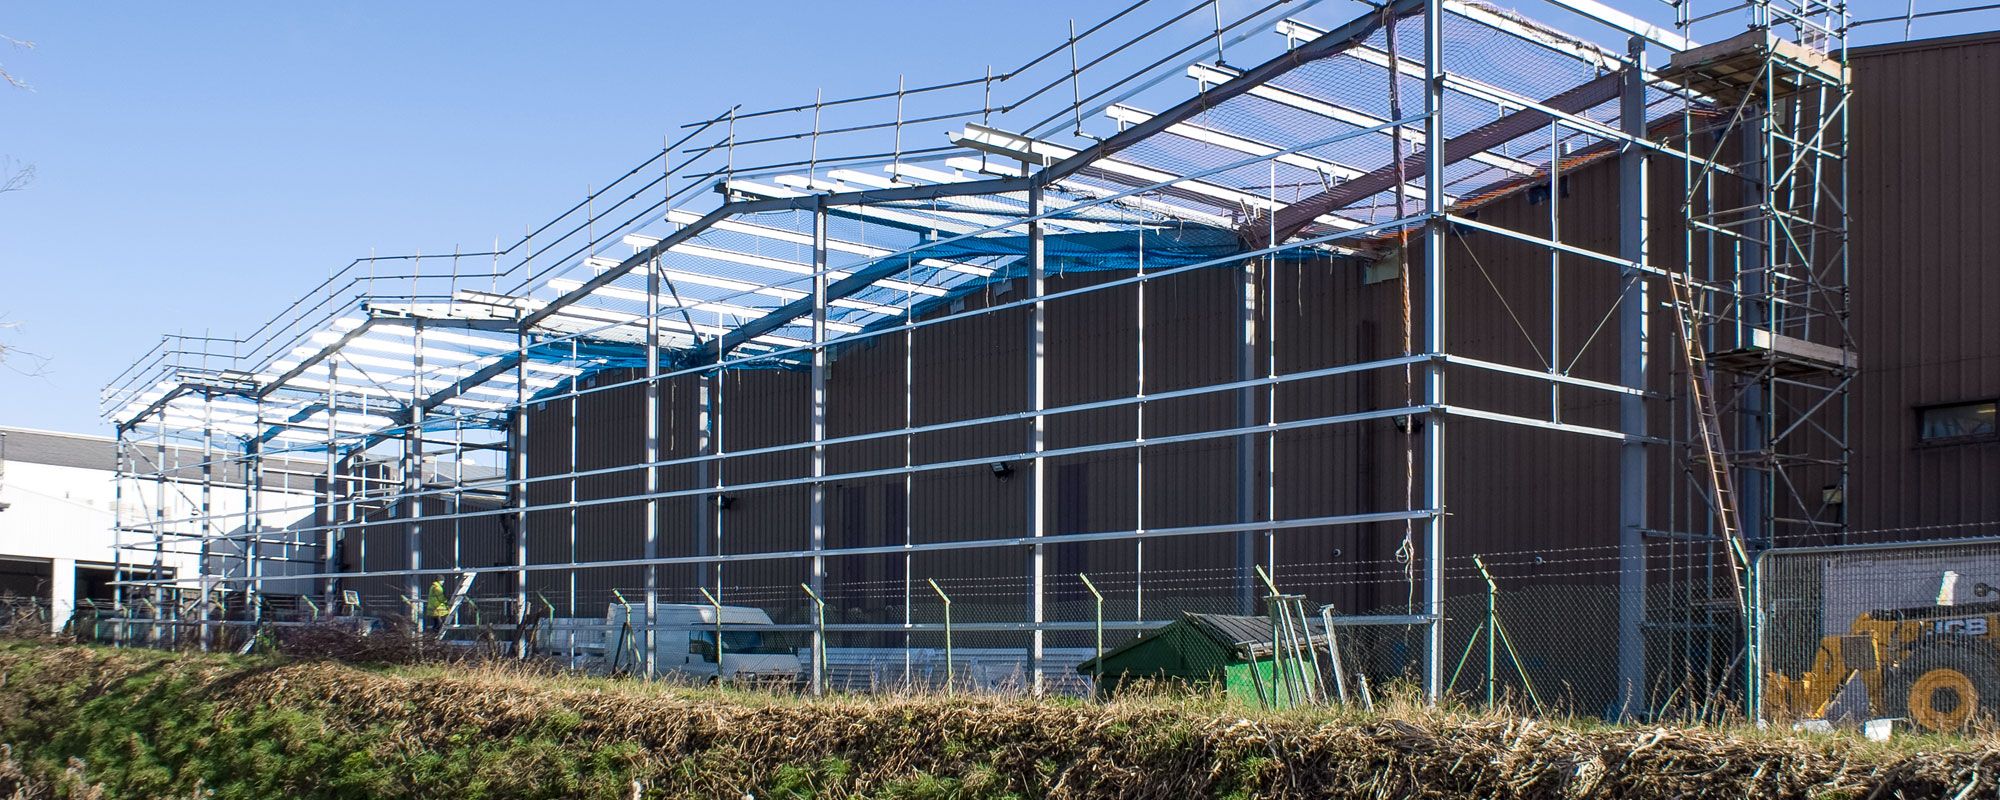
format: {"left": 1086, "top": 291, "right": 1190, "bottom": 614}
{"left": 0, "top": 2, "right": 1981, "bottom": 436}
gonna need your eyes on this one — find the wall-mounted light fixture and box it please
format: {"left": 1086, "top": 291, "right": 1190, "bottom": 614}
{"left": 715, "top": 494, "right": 737, "bottom": 510}
{"left": 989, "top": 461, "right": 1014, "bottom": 480}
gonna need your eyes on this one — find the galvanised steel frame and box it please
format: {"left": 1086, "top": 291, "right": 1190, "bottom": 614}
{"left": 1661, "top": 0, "right": 1853, "bottom": 713}
{"left": 101, "top": 0, "right": 1855, "bottom": 706}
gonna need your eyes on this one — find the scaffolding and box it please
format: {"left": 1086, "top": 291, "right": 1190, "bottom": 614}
{"left": 100, "top": 0, "right": 1934, "bottom": 712}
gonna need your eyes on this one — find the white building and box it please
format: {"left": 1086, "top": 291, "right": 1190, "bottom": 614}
{"left": 0, "top": 426, "right": 319, "bottom": 633}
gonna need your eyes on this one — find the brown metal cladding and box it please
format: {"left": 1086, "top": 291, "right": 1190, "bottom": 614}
{"left": 337, "top": 491, "right": 511, "bottom": 605}
{"left": 1849, "top": 32, "right": 2000, "bottom": 537}
{"left": 343, "top": 37, "right": 2000, "bottom": 632}
{"left": 493, "top": 166, "right": 1673, "bottom": 622}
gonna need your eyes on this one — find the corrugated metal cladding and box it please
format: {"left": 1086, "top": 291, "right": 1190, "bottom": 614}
{"left": 494, "top": 145, "right": 1714, "bottom": 628}
{"left": 1848, "top": 32, "right": 2000, "bottom": 538}
{"left": 338, "top": 37, "right": 1989, "bottom": 629}
{"left": 335, "top": 490, "right": 512, "bottom": 607}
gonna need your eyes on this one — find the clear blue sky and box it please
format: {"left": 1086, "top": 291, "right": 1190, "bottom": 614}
{"left": 0, "top": 2, "right": 1977, "bottom": 436}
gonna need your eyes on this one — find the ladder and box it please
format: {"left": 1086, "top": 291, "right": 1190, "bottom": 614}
{"left": 1666, "top": 270, "right": 1752, "bottom": 614}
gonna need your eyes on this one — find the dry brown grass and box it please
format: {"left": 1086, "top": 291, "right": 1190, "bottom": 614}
{"left": 2, "top": 642, "right": 1999, "bottom": 799}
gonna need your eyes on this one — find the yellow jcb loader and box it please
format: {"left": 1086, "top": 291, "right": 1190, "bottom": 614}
{"left": 1767, "top": 591, "right": 2000, "bottom": 732}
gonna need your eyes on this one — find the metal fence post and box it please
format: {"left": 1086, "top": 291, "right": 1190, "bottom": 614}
{"left": 801, "top": 583, "right": 827, "bottom": 696}
{"left": 611, "top": 588, "right": 635, "bottom": 673}
{"left": 1080, "top": 573, "right": 1103, "bottom": 695}
{"left": 698, "top": 586, "right": 724, "bottom": 689}
{"left": 1255, "top": 566, "right": 1294, "bottom": 707}
{"left": 533, "top": 592, "right": 559, "bottom": 665}
{"left": 928, "top": 578, "right": 952, "bottom": 693}
{"left": 1747, "top": 551, "right": 1764, "bottom": 723}
{"left": 1475, "top": 554, "right": 1498, "bottom": 708}
{"left": 1319, "top": 604, "right": 1350, "bottom": 705}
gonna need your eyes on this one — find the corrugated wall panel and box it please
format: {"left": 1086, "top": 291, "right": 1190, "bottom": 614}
{"left": 1851, "top": 35, "right": 2000, "bottom": 536}
{"left": 362, "top": 35, "right": 2000, "bottom": 631}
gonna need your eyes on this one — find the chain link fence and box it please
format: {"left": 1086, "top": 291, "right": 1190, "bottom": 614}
{"left": 76, "top": 543, "right": 1762, "bottom": 719}
{"left": 1758, "top": 537, "right": 2000, "bottom": 731}
{"left": 90, "top": 535, "right": 2000, "bottom": 729}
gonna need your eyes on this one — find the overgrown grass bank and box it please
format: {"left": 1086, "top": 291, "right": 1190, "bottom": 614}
{"left": 0, "top": 641, "right": 1996, "bottom": 799}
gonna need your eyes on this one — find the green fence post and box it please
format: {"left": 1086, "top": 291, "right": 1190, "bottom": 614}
{"left": 698, "top": 587, "right": 724, "bottom": 690}
{"left": 927, "top": 578, "right": 952, "bottom": 694}
{"left": 1475, "top": 555, "right": 1498, "bottom": 708}
{"left": 1079, "top": 573, "right": 1103, "bottom": 696}
{"left": 610, "top": 589, "right": 636, "bottom": 674}
{"left": 532, "top": 591, "right": 558, "bottom": 664}
{"left": 1254, "top": 566, "right": 1294, "bottom": 708}
{"left": 801, "top": 583, "right": 827, "bottom": 696}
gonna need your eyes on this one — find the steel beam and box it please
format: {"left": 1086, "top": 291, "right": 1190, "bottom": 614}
{"left": 1248, "top": 72, "right": 1623, "bottom": 248}
{"left": 392, "top": 352, "right": 533, "bottom": 427}
{"left": 1038, "top": 0, "right": 1425, "bottom": 186}
{"left": 954, "top": 124, "right": 1367, "bottom": 231}
{"left": 257, "top": 318, "right": 377, "bottom": 400}
{"left": 517, "top": 206, "right": 735, "bottom": 331}
{"left": 1540, "top": 0, "right": 1693, "bottom": 51}
{"left": 197, "top": 508, "right": 1439, "bottom": 587}
{"left": 1186, "top": 61, "right": 1539, "bottom": 176}
{"left": 1102, "top": 103, "right": 1447, "bottom": 202}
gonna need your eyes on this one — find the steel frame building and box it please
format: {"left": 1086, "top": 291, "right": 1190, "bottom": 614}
{"left": 102, "top": 0, "right": 1882, "bottom": 707}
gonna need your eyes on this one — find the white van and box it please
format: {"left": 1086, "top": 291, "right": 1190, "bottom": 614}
{"left": 539, "top": 603, "right": 801, "bottom": 683}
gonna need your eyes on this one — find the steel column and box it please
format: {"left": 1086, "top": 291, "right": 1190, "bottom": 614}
{"left": 645, "top": 254, "right": 663, "bottom": 679}
{"left": 199, "top": 395, "right": 215, "bottom": 650}
{"left": 712, "top": 317, "right": 727, "bottom": 610}
{"left": 1616, "top": 36, "right": 1651, "bottom": 715}
{"left": 325, "top": 361, "right": 342, "bottom": 613}
{"left": 1027, "top": 180, "right": 1048, "bottom": 695}
{"left": 1739, "top": 99, "right": 1771, "bottom": 550}
{"left": 247, "top": 419, "right": 264, "bottom": 626}
{"left": 1234, "top": 245, "right": 1259, "bottom": 615}
{"left": 405, "top": 322, "right": 425, "bottom": 633}
{"left": 1420, "top": 0, "right": 1448, "bottom": 701}
{"left": 568, "top": 339, "right": 580, "bottom": 631}
{"left": 697, "top": 371, "right": 714, "bottom": 596}
{"left": 810, "top": 196, "right": 830, "bottom": 692}
{"left": 112, "top": 428, "right": 126, "bottom": 645}
{"left": 513, "top": 330, "right": 530, "bottom": 655}
{"left": 1134, "top": 216, "right": 1148, "bottom": 626}
{"left": 153, "top": 417, "right": 167, "bottom": 645}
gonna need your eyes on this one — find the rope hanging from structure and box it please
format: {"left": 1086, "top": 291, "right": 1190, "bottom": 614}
{"left": 1384, "top": 4, "right": 1418, "bottom": 612}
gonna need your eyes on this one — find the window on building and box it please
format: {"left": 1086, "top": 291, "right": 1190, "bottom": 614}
{"left": 1919, "top": 401, "right": 1999, "bottom": 444}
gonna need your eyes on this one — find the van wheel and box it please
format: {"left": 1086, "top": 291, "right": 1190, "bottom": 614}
{"left": 1882, "top": 642, "right": 2000, "bottom": 732}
